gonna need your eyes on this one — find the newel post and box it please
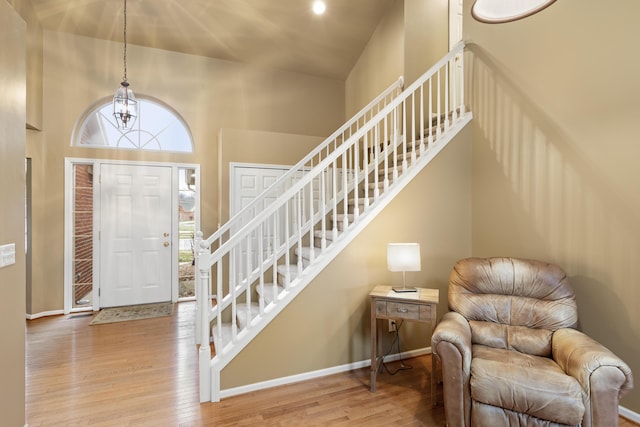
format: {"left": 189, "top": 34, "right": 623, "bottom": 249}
{"left": 194, "top": 231, "right": 212, "bottom": 402}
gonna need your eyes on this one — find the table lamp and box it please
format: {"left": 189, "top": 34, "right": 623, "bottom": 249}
{"left": 387, "top": 243, "right": 420, "bottom": 293}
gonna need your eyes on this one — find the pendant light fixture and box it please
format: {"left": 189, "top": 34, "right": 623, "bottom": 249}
{"left": 113, "top": 0, "right": 137, "bottom": 129}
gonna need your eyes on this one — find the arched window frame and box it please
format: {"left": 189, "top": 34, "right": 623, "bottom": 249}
{"left": 71, "top": 95, "right": 194, "bottom": 153}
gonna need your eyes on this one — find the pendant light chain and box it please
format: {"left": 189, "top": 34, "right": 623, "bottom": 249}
{"left": 123, "top": 0, "right": 128, "bottom": 82}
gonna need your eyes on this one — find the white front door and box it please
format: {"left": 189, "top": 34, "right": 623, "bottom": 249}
{"left": 99, "top": 164, "right": 173, "bottom": 307}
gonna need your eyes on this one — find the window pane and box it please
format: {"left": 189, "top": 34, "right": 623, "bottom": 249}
{"left": 75, "top": 98, "right": 193, "bottom": 153}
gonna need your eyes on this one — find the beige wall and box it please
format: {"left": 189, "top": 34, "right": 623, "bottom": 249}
{"left": 0, "top": 1, "right": 26, "bottom": 425}
{"left": 7, "top": 0, "right": 42, "bottom": 129}
{"left": 403, "top": 0, "right": 449, "bottom": 86}
{"left": 466, "top": 0, "right": 640, "bottom": 411}
{"left": 345, "top": 0, "right": 451, "bottom": 117}
{"left": 27, "top": 30, "right": 344, "bottom": 314}
{"left": 345, "top": 0, "right": 404, "bottom": 116}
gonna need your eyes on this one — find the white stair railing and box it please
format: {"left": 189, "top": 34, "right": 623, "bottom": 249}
{"left": 196, "top": 41, "right": 471, "bottom": 402}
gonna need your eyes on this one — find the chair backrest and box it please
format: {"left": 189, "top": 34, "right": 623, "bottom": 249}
{"left": 448, "top": 257, "right": 578, "bottom": 357}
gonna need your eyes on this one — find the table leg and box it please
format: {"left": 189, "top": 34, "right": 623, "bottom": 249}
{"left": 370, "top": 307, "right": 377, "bottom": 392}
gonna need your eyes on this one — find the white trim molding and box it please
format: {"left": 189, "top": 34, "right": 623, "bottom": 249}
{"left": 619, "top": 406, "right": 640, "bottom": 424}
{"left": 220, "top": 347, "right": 432, "bottom": 399}
{"left": 25, "top": 310, "right": 64, "bottom": 320}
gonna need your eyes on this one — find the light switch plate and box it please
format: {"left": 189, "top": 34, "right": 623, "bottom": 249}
{"left": 0, "top": 243, "right": 16, "bottom": 268}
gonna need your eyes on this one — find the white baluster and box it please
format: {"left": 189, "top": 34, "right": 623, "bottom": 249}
{"left": 437, "top": 70, "right": 442, "bottom": 140}
{"left": 420, "top": 84, "right": 425, "bottom": 154}
{"left": 297, "top": 190, "right": 303, "bottom": 277}
{"left": 284, "top": 199, "right": 291, "bottom": 289}
{"left": 411, "top": 91, "right": 416, "bottom": 165}
{"left": 258, "top": 222, "right": 264, "bottom": 314}
{"left": 374, "top": 123, "right": 380, "bottom": 199}
{"left": 342, "top": 151, "right": 348, "bottom": 231}
{"left": 332, "top": 160, "right": 338, "bottom": 242}
{"left": 320, "top": 169, "right": 327, "bottom": 250}
{"left": 445, "top": 61, "right": 450, "bottom": 132}
{"left": 363, "top": 131, "right": 370, "bottom": 211}
{"left": 272, "top": 212, "right": 278, "bottom": 303}
{"left": 460, "top": 49, "right": 466, "bottom": 116}
{"left": 428, "top": 77, "right": 433, "bottom": 147}
{"left": 383, "top": 115, "right": 389, "bottom": 191}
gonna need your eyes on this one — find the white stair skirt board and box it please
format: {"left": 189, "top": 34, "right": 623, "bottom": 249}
{"left": 256, "top": 283, "right": 284, "bottom": 305}
{"left": 236, "top": 303, "right": 260, "bottom": 330}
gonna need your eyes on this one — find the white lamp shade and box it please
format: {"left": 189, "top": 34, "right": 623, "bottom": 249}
{"left": 387, "top": 243, "right": 421, "bottom": 272}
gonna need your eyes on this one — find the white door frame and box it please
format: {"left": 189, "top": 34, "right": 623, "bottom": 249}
{"left": 63, "top": 158, "right": 201, "bottom": 314}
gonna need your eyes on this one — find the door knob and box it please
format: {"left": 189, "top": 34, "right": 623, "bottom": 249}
{"left": 163, "top": 232, "right": 170, "bottom": 237}
{"left": 164, "top": 242, "right": 170, "bottom": 247}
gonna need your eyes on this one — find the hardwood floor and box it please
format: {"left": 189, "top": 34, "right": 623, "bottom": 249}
{"left": 26, "top": 301, "right": 637, "bottom": 426}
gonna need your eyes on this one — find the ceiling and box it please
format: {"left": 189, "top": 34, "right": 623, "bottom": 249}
{"left": 30, "top": 0, "right": 395, "bottom": 79}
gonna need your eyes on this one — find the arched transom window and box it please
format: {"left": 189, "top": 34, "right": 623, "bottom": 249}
{"left": 73, "top": 97, "right": 193, "bottom": 153}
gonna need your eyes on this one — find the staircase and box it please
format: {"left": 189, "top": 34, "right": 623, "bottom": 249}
{"left": 195, "top": 41, "right": 472, "bottom": 402}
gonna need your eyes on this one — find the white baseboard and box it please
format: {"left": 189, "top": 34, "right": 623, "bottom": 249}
{"left": 220, "top": 348, "right": 640, "bottom": 423}
{"left": 25, "top": 310, "right": 64, "bottom": 320}
{"left": 219, "top": 346, "right": 431, "bottom": 399}
{"left": 619, "top": 405, "right": 640, "bottom": 424}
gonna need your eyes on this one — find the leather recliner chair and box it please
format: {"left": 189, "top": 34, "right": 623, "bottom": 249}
{"left": 431, "top": 257, "right": 633, "bottom": 427}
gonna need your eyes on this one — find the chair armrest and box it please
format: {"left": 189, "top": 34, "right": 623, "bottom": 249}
{"left": 432, "top": 311, "right": 472, "bottom": 376}
{"left": 553, "top": 328, "right": 634, "bottom": 426}
{"left": 432, "top": 311, "right": 473, "bottom": 427}
{"left": 553, "top": 328, "right": 633, "bottom": 396}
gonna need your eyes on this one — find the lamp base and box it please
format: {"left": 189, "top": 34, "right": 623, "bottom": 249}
{"left": 392, "top": 286, "right": 417, "bottom": 293}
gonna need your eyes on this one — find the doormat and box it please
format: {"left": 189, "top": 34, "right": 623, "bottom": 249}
{"left": 90, "top": 302, "right": 174, "bottom": 325}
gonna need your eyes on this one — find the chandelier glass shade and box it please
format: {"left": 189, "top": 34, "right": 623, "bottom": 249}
{"left": 113, "top": 80, "right": 137, "bottom": 129}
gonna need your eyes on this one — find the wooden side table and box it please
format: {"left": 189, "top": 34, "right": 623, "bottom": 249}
{"left": 369, "top": 285, "right": 439, "bottom": 405}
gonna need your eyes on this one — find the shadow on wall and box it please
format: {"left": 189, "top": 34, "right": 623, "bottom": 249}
{"left": 464, "top": 43, "right": 639, "bottom": 395}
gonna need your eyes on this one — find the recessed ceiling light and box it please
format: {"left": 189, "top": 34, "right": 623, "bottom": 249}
{"left": 312, "top": 1, "right": 326, "bottom": 15}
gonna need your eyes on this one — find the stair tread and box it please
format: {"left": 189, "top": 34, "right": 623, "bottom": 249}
{"left": 256, "top": 283, "right": 284, "bottom": 305}
{"left": 211, "top": 323, "right": 233, "bottom": 349}
{"left": 314, "top": 230, "right": 336, "bottom": 240}
{"left": 295, "top": 246, "right": 321, "bottom": 260}
{"left": 348, "top": 196, "right": 375, "bottom": 204}
{"left": 236, "top": 303, "right": 260, "bottom": 329}
{"left": 313, "top": 230, "right": 338, "bottom": 247}
{"left": 378, "top": 164, "right": 405, "bottom": 175}
{"left": 277, "top": 264, "right": 301, "bottom": 285}
{"left": 332, "top": 213, "right": 354, "bottom": 220}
